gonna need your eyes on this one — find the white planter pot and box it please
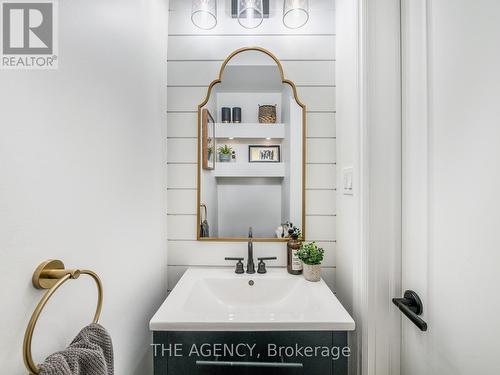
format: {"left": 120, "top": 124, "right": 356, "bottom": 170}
{"left": 303, "top": 264, "right": 321, "bottom": 282}
{"left": 219, "top": 154, "right": 231, "bottom": 162}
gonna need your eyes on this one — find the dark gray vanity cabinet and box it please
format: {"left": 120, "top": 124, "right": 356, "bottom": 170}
{"left": 153, "top": 331, "right": 349, "bottom": 375}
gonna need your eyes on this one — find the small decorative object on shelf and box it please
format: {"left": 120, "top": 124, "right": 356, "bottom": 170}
{"left": 218, "top": 144, "right": 233, "bottom": 162}
{"left": 297, "top": 242, "right": 324, "bottom": 282}
{"left": 221, "top": 107, "right": 231, "bottom": 123}
{"left": 249, "top": 145, "right": 281, "bottom": 162}
{"left": 276, "top": 221, "right": 293, "bottom": 238}
{"left": 232, "top": 107, "right": 242, "bottom": 123}
{"left": 287, "top": 226, "right": 303, "bottom": 275}
{"left": 258, "top": 104, "right": 277, "bottom": 124}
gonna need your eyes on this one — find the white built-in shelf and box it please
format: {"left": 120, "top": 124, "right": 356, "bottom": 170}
{"left": 214, "top": 162, "right": 285, "bottom": 178}
{"left": 215, "top": 123, "right": 285, "bottom": 140}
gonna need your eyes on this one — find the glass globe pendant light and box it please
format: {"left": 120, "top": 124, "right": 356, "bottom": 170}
{"left": 191, "top": 0, "right": 217, "bottom": 30}
{"left": 283, "top": 0, "right": 309, "bottom": 29}
{"left": 237, "top": 0, "right": 264, "bottom": 29}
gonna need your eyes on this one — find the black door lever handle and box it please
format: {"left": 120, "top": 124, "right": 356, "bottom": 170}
{"left": 392, "top": 290, "right": 428, "bottom": 331}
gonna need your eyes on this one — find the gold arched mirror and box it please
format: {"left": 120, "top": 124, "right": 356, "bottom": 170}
{"left": 197, "top": 47, "right": 306, "bottom": 241}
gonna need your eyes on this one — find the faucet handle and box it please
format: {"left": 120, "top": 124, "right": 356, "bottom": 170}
{"left": 257, "top": 257, "right": 277, "bottom": 274}
{"left": 225, "top": 257, "right": 244, "bottom": 274}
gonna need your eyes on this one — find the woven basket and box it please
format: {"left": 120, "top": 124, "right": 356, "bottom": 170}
{"left": 258, "top": 105, "right": 277, "bottom": 124}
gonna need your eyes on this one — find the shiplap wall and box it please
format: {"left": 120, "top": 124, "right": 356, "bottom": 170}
{"left": 167, "top": 0, "right": 336, "bottom": 289}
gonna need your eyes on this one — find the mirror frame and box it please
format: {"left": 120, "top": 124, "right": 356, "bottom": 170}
{"left": 196, "top": 46, "right": 306, "bottom": 242}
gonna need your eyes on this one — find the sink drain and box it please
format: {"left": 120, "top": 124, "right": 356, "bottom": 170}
{"left": 248, "top": 280, "right": 254, "bottom": 286}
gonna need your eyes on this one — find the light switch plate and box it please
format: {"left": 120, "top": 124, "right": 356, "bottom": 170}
{"left": 343, "top": 167, "right": 354, "bottom": 195}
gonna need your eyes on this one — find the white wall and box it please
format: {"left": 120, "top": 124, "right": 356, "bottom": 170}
{"left": 0, "top": 0, "right": 168, "bottom": 374}
{"left": 166, "top": 0, "right": 337, "bottom": 289}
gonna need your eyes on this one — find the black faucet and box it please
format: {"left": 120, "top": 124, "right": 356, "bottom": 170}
{"left": 247, "top": 227, "right": 255, "bottom": 274}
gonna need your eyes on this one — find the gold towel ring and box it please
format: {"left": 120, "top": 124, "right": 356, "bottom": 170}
{"left": 23, "top": 260, "right": 103, "bottom": 375}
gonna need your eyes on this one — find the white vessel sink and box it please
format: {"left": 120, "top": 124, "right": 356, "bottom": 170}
{"left": 150, "top": 268, "right": 355, "bottom": 331}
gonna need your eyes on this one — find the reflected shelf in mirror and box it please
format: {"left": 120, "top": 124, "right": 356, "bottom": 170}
{"left": 213, "top": 163, "right": 285, "bottom": 178}
{"left": 215, "top": 123, "right": 285, "bottom": 139}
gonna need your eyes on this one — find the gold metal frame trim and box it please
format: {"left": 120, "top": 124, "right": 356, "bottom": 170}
{"left": 23, "top": 260, "right": 103, "bottom": 374}
{"left": 196, "top": 46, "right": 307, "bottom": 242}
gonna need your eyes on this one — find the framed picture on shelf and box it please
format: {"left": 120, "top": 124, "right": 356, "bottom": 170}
{"left": 248, "top": 145, "right": 281, "bottom": 163}
{"left": 202, "top": 109, "right": 215, "bottom": 170}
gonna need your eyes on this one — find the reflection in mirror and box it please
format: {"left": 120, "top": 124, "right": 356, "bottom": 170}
{"left": 198, "top": 48, "right": 305, "bottom": 240}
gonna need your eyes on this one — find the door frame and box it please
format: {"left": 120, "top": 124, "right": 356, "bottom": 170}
{"left": 355, "top": 0, "right": 409, "bottom": 374}
{"left": 356, "top": 0, "right": 432, "bottom": 374}
{"left": 399, "top": 0, "right": 430, "bottom": 374}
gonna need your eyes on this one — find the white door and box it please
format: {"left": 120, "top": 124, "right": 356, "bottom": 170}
{"left": 401, "top": 0, "right": 500, "bottom": 374}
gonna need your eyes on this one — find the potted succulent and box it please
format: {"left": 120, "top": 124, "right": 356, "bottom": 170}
{"left": 218, "top": 144, "right": 233, "bottom": 162}
{"left": 297, "top": 242, "right": 324, "bottom": 282}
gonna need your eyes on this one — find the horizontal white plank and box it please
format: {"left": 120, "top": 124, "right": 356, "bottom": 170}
{"left": 167, "top": 240, "right": 336, "bottom": 268}
{"left": 298, "top": 87, "right": 336, "bottom": 111}
{"left": 307, "top": 138, "right": 336, "bottom": 164}
{"left": 168, "top": 241, "right": 287, "bottom": 266}
{"left": 167, "top": 87, "right": 207, "bottom": 112}
{"left": 318, "top": 241, "right": 336, "bottom": 268}
{"left": 306, "top": 112, "right": 336, "bottom": 138}
{"left": 167, "top": 164, "right": 197, "bottom": 189}
{"left": 306, "top": 215, "right": 336, "bottom": 241}
{"left": 283, "top": 60, "right": 335, "bottom": 86}
{"left": 167, "top": 60, "right": 335, "bottom": 86}
{"left": 167, "top": 86, "right": 335, "bottom": 112}
{"left": 167, "top": 215, "right": 197, "bottom": 240}
{"left": 306, "top": 164, "right": 336, "bottom": 189}
{"left": 168, "top": 35, "right": 336, "bottom": 60}
{"left": 168, "top": 8, "right": 335, "bottom": 35}
{"left": 167, "top": 113, "right": 197, "bottom": 138}
{"left": 167, "top": 138, "right": 197, "bottom": 163}
{"left": 167, "top": 190, "right": 197, "bottom": 214}
{"left": 306, "top": 190, "right": 337, "bottom": 215}
{"left": 167, "top": 61, "right": 219, "bottom": 86}
{"left": 167, "top": 265, "right": 336, "bottom": 292}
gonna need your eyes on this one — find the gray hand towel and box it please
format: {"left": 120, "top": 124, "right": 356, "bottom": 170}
{"left": 39, "top": 323, "right": 113, "bottom": 375}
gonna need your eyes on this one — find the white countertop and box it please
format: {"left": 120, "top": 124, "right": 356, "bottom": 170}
{"left": 150, "top": 268, "right": 355, "bottom": 332}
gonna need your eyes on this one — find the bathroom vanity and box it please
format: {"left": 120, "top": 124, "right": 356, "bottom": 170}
{"left": 150, "top": 268, "right": 355, "bottom": 374}
{"left": 151, "top": 47, "right": 353, "bottom": 374}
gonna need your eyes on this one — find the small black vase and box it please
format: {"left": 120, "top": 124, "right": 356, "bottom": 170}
{"left": 221, "top": 107, "right": 231, "bottom": 123}
{"left": 232, "top": 107, "right": 242, "bottom": 123}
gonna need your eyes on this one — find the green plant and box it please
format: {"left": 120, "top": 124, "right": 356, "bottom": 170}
{"left": 218, "top": 144, "right": 233, "bottom": 155}
{"left": 297, "top": 242, "right": 324, "bottom": 265}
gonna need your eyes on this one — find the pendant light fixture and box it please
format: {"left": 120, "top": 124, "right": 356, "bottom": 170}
{"left": 283, "top": 0, "right": 309, "bottom": 29}
{"left": 237, "top": 0, "right": 264, "bottom": 29}
{"left": 191, "top": 0, "right": 217, "bottom": 30}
